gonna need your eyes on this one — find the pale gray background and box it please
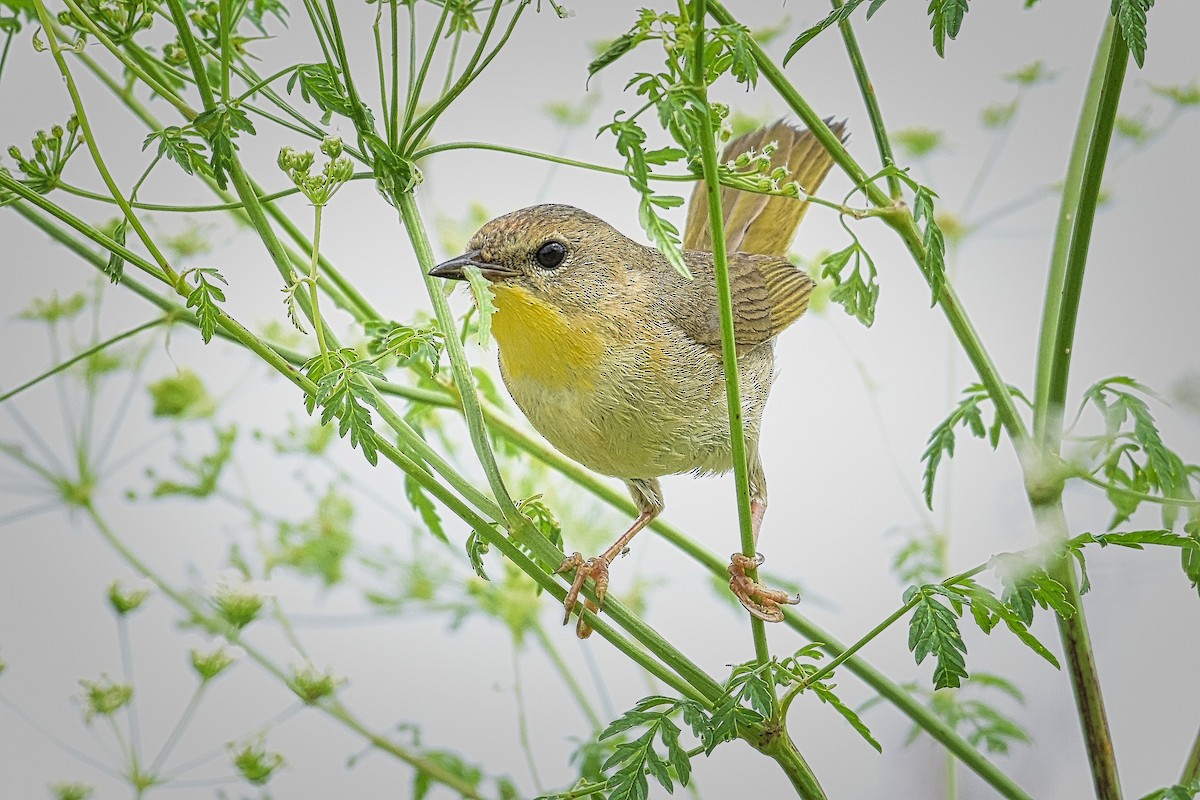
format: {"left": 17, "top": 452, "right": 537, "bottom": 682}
{"left": 2, "top": 1, "right": 1198, "bottom": 798}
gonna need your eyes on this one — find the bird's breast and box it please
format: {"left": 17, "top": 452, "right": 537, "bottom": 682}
{"left": 489, "top": 284, "right": 606, "bottom": 390}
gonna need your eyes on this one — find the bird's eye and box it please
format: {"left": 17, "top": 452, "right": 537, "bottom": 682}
{"left": 534, "top": 240, "right": 567, "bottom": 269}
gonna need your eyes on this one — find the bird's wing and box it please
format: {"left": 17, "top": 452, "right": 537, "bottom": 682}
{"left": 659, "top": 251, "right": 815, "bottom": 355}
{"left": 683, "top": 119, "right": 847, "bottom": 258}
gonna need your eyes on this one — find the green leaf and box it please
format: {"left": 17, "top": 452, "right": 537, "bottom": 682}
{"left": 193, "top": 105, "right": 256, "bottom": 190}
{"left": 961, "top": 581, "right": 1060, "bottom": 668}
{"left": 143, "top": 126, "right": 208, "bottom": 177}
{"left": 908, "top": 587, "right": 969, "bottom": 689}
{"left": 821, "top": 240, "right": 879, "bottom": 327}
{"left": 921, "top": 384, "right": 1025, "bottom": 507}
{"left": 287, "top": 63, "right": 354, "bottom": 124}
{"left": 912, "top": 185, "right": 946, "bottom": 303}
{"left": 1111, "top": 0, "right": 1155, "bottom": 68}
{"left": 405, "top": 474, "right": 447, "bottom": 543}
{"left": 182, "top": 267, "right": 228, "bottom": 344}
{"left": 811, "top": 682, "right": 882, "bottom": 752}
{"left": 462, "top": 265, "right": 497, "bottom": 348}
{"left": 304, "top": 351, "right": 383, "bottom": 467}
{"left": 105, "top": 218, "right": 127, "bottom": 284}
{"left": 784, "top": 0, "right": 873, "bottom": 64}
{"left": 990, "top": 552, "right": 1075, "bottom": 623}
{"left": 588, "top": 29, "right": 645, "bottom": 80}
{"left": 465, "top": 530, "right": 490, "bottom": 581}
{"left": 927, "top": 0, "right": 970, "bottom": 58}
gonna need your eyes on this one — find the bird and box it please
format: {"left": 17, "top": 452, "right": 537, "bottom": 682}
{"left": 430, "top": 120, "right": 844, "bottom": 637}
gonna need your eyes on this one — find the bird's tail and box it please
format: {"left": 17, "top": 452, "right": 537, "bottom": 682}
{"left": 683, "top": 119, "right": 847, "bottom": 258}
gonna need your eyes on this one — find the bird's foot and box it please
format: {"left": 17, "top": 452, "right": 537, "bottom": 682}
{"left": 728, "top": 552, "right": 800, "bottom": 622}
{"left": 556, "top": 551, "right": 611, "bottom": 639}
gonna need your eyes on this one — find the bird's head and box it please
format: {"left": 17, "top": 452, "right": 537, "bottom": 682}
{"left": 429, "top": 204, "right": 640, "bottom": 316}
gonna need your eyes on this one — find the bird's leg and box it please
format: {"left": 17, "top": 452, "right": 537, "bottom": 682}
{"left": 557, "top": 478, "right": 662, "bottom": 639}
{"left": 728, "top": 473, "right": 800, "bottom": 622}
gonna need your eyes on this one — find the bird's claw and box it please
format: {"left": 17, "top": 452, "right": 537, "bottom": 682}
{"left": 556, "top": 552, "right": 609, "bottom": 638}
{"left": 728, "top": 552, "right": 799, "bottom": 623}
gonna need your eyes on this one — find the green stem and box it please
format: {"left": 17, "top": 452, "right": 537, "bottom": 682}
{"left": 707, "top": 1, "right": 1029, "bottom": 451}
{"left": 14, "top": 184, "right": 1034, "bottom": 800}
{"left": 532, "top": 623, "right": 604, "bottom": 731}
{"left": 33, "top": 2, "right": 176, "bottom": 282}
{"left": 1027, "top": 16, "right": 1130, "bottom": 800}
{"left": 830, "top": 0, "right": 901, "bottom": 200}
{"left": 0, "top": 317, "right": 168, "bottom": 405}
{"left": 1182, "top": 726, "right": 1200, "bottom": 784}
{"left": 79, "top": 501, "right": 495, "bottom": 800}
{"left": 147, "top": 683, "right": 209, "bottom": 775}
{"left": 395, "top": 191, "right": 519, "bottom": 522}
{"left": 1033, "top": 22, "right": 1116, "bottom": 447}
{"left": 755, "top": 730, "right": 827, "bottom": 800}
{"left": 58, "top": 0, "right": 195, "bottom": 118}
{"left": 307, "top": 204, "right": 332, "bottom": 370}
{"left": 1041, "top": 20, "right": 1129, "bottom": 448}
{"left": 688, "top": 0, "right": 772, "bottom": 673}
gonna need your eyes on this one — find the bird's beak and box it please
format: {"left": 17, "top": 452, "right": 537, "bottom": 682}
{"left": 429, "top": 250, "right": 517, "bottom": 282}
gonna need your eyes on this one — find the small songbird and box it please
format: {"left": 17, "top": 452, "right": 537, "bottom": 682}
{"left": 431, "top": 121, "right": 843, "bottom": 637}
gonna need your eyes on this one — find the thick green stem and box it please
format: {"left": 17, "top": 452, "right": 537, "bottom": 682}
{"left": 1033, "top": 22, "right": 1116, "bottom": 446}
{"left": 754, "top": 729, "right": 827, "bottom": 800}
{"left": 1182, "top": 727, "right": 1200, "bottom": 785}
{"left": 1027, "top": 17, "right": 1130, "bottom": 800}
{"left": 688, "top": 0, "right": 772, "bottom": 671}
{"left": 395, "top": 191, "right": 519, "bottom": 522}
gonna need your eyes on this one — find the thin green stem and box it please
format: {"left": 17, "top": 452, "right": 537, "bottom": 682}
{"left": 404, "top": 0, "right": 451, "bottom": 135}
{"left": 0, "top": 174, "right": 169, "bottom": 284}
{"left": 54, "top": 173, "right": 372, "bottom": 213}
{"left": 388, "top": 0, "right": 400, "bottom": 148}
{"left": 34, "top": 2, "right": 176, "bottom": 283}
{"left": 830, "top": 0, "right": 901, "bottom": 200}
{"left": 510, "top": 647, "right": 545, "bottom": 792}
{"left": 532, "top": 623, "right": 604, "bottom": 731}
{"left": 58, "top": 0, "right": 195, "bottom": 118}
{"left": 708, "top": 1, "right": 1029, "bottom": 452}
{"left": 0, "top": 317, "right": 168, "bottom": 405}
{"left": 402, "top": 0, "right": 521, "bottom": 153}
{"left": 307, "top": 204, "right": 332, "bottom": 370}
{"left": 372, "top": 3, "right": 390, "bottom": 139}
{"left": 14, "top": 182, "right": 1034, "bottom": 800}
{"left": 79, "top": 501, "right": 495, "bottom": 800}
{"left": 218, "top": 0, "right": 232, "bottom": 102}
{"left": 1075, "top": 473, "right": 1200, "bottom": 508}
{"left": 688, "top": 0, "right": 772, "bottom": 674}
{"left": 148, "top": 683, "right": 209, "bottom": 775}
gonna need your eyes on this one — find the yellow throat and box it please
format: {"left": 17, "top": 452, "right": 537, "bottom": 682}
{"left": 489, "top": 284, "right": 603, "bottom": 389}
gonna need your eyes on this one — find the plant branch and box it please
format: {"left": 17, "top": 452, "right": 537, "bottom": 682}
{"left": 0, "top": 317, "right": 169, "bottom": 405}
{"left": 1026, "top": 16, "right": 1130, "bottom": 799}
{"left": 688, "top": 0, "right": 771, "bottom": 672}
{"left": 707, "top": 1, "right": 1030, "bottom": 452}
{"left": 78, "top": 500, "right": 497, "bottom": 800}
{"left": 829, "top": 0, "right": 901, "bottom": 200}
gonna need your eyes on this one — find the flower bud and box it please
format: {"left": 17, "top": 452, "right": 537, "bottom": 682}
{"left": 320, "top": 135, "right": 343, "bottom": 159}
